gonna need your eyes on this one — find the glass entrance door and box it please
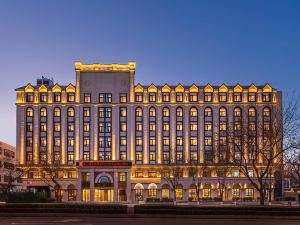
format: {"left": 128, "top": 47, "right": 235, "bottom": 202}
{"left": 94, "top": 188, "right": 114, "bottom": 202}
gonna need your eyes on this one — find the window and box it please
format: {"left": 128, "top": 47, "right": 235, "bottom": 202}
{"left": 120, "top": 122, "right": 127, "bottom": 132}
{"left": 248, "top": 170, "right": 254, "bottom": 177}
{"left": 54, "top": 123, "right": 61, "bottom": 132}
{"left": 205, "top": 137, "right": 212, "bottom": 146}
{"left": 176, "top": 137, "right": 183, "bottom": 146}
{"left": 234, "top": 108, "right": 241, "bottom": 117}
{"left": 26, "top": 108, "right": 33, "bottom": 117}
{"left": 136, "top": 108, "right": 142, "bottom": 117}
{"left": 67, "top": 93, "right": 75, "bottom": 102}
{"left": 68, "top": 123, "right": 74, "bottom": 131}
{"left": 120, "top": 137, "right": 127, "bottom": 146}
{"left": 248, "top": 108, "right": 256, "bottom": 117}
{"left": 245, "top": 188, "right": 254, "bottom": 197}
{"left": 176, "top": 108, "right": 183, "bottom": 117}
{"left": 26, "top": 138, "right": 33, "bottom": 147}
{"left": 40, "top": 93, "right": 47, "bottom": 102}
{"left": 189, "top": 93, "right": 198, "bottom": 102}
{"left": 149, "top": 108, "right": 156, "bottom": 117}
{"left": 232, "top": 170, "right": 240, "bottom": 177}
{"left": 149, "top": 123, "right": 156, "bottom": 131}
{"left": 176, "top": 123, "right": 183, "bottom": 131}
{"left": 68, "top": 138, "right": 74, "bottom": 146}
{"left": 136, "top": 123, "right": 142, "bottom": 131}
{"left": 220, "top": 137, "right": 227, "bottom": 145}
{"left": 219, "top": 108, "right": 227, "bottom": 117}
{"left": 219, "top": 122, "right": 226, "bottom": 131}
{"left": 190, "top": 108, "right": 197, "bottom": 117}
{"left": 190, "top": 138, "right": 197, "bottom": 146}
{"left": 190, "top": 123, "right": 197, "bottom": 131}
{"left": 84, "top": 93, "right": 91, "bottom": 103}
{"left": 135, "top": 93, "right": 143, "bottom": 102}
{"left": 263, "top": 93, "right": 271, "bottom": 102}
{"left": 120, "top": 108, "right": 127, "bottom": 117}
{"left": 40, "top": 123, "right": 47, "bottom": 132}
{"left": 67, "top": 108, "right": 75, "bottom": 117}
{"left": 135, "top": 152, "right": 142, "bottom": 161}
{"left": 120, "top": 93, "right": 127, "bottom": 103}
{"left": 219, "top": 93, "right": 227, "bottom": 102}
{"left": 263, "top": 108, "right": 270, "bottom": 117}
{"left": 204, "top": 108, "right": 212, "bottom": 117}
{"left": 204, "top": 122, "right": 212, "bottom": 131}
{"left": 136, "top": 138, "right": 142, "bottom": 146}
{"left": 119, "top": 172, "right": 126, "bottom": 182}
{"left": 54, "top": 108, "right": 61, "bottom": 117}
{"left": 83, "top": 138, "right": 90, "bottom": 146}
{"left": 163, "top": 123, "right": 169, "bottom": 131}
{"left": 84, "top": 123, "right": 90, "bottom": 132}
{"left": 54, "top": 138, "right": 61, "bottom": 147}
{"left": 204, "top": 93, "right": 212, "bottom": 102}
{"left": 149, "top": 138, "right": 156, "bottom": 146}
{"left": 233, "top": 93, "right": 242, "bottom": 102}
{"left": 248, "top": 93, "right": 256, "bottom": 102}
{"left": 176, "top": 93, "right": 183, "bottom": 102}
{"left": 203, "top": 188, "right": 211, "bottom": 198}
{"left": 135, "top": 171, "right": 143, "bottom": 178}
{"left": 163, "top": 138, "right": 170, "bottom": 146}
{"left": 53, "top": 93, "right": 61, "bottom": 102}
{"left": 163, "top": 108, "right": 169, "bottom": 117}
{"left": 148, "top": 172, "right": 157, "bottom": 178}
{"left": 26, "top": 93, "right": 34, "bottom": 102}
{"left": 40, "top": 138, "right": 47, "bottom": 147}
{"left": 40, "top": 108, "right": 47, "bottom": 117}
{"left": 162, "top": 93, "right": 170, "bottom": 102}
{"left": 99, "top": 93, "right": 112, "bottom": 103}
{"left": 149, "top": 93, "right": 156, "bottom": 102}
{"left": 26, "top": 123, "right": 33, "bottom": 132}
{"left": 83, "top": 108, "right": 90, "bottom": 117}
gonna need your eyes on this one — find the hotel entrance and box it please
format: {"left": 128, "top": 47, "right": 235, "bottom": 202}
{"left": 94, "top": 188, "right": 114, "bottom": 202}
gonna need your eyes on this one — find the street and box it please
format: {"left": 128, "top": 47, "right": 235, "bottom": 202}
{"left": 0, "top": 217, "right": 300, "bottom": 225}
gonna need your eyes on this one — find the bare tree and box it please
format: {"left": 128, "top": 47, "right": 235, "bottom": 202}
{"left": 227, "top": 95, "right": 300, "bottom": 205}
{"left": 212, "top": 164, "right": 232, "bottom": 201}
{"left": 188, "top": 162, "right": 203, "bottom": 205}
{"left": 160, "top": 162, "right": 184, "bottom": 205}
{"left": 0, "top": 166, "right": 25, "bottom": 202}
{"left": 285, "top": 150, "right": 300, "bottom": 202}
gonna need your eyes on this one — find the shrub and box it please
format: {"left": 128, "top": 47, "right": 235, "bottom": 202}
{"left": 232, "top": 197, "right": 240, "bottom": 201}
{"left": 284, "top": 197, "right": 297, "bottom": 201}
{"left": 146, "top": 198, "right": 160, "bottom": 202}
{"left": 242, "top": 197, "right": 253, "bottom": 202}
{"left": 161, "top": 198, "right": 173, "bottom": 202}
{"left": 213, "top": 197, "right": 222, "bottom": 202}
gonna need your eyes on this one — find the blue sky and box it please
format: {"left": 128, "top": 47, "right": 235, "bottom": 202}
{"left": 0, "top": 0, "right": 299, "bottom": 145}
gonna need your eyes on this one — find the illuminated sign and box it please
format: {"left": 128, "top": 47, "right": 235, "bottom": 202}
{"left": 78, "top": 161, "right": 132, "bottom": 167}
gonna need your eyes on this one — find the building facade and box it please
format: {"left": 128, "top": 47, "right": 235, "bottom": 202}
{"left": 15, "top": 62, "right": 282, "bottom": 202}
{"left": 0, "top": 141, "right": 22, "bottom": 192}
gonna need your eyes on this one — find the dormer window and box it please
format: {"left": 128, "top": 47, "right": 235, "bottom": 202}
{"left": 219, "top": 93, "right": 227, "bottom": 102}
{"left": 149, "top": 93, "right": 156, "bottom": 102}
{"left": 40, "top": 93, "right": 47, "bottom": 102}
{"left": 53, "top": 93, "right": 61, "bottom": 102}
{"left": 26, "top": 93, "right": 34, "bottom": 102}
{"left": 248, "top": 93, "right": 256, "bottom": 102}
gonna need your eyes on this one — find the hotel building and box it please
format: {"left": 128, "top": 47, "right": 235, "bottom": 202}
{"left": 15, "top": 62, "right": 282, "bottom": 202}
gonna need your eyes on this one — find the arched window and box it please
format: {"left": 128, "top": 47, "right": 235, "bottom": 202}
{"left": 26, "top": 107, "right": 33, "bottom": 117}
{"left": 204, "top": 107, "right": 212, "bottom": 117}
{"left": 248, "top": 107, "right": 256, "bottom": 117}
{"left": 176, "top": 107, "right": 183, "bottom": 117}
{"left": 54, "top": 107, "right": 61, "bottom": 117}
{"left": 135, "top": 107, "right": 143, "bottom": 117}
{"left": 234, "top": 107, "right": 241, "bottom": 117}
{"left": 149, "top": 107, "right": 156, "bottom": 117}
{"left": 190, "top": 107, "right": 197, "bottom": 117}
{"left": 219, "top": 107, "right": 227, "bottom": 117}
{"left": 67, "top": 107, "right": 75, "bottom": 117}
{"left": 162, "top": 107, "right": 170, "bottom": 117}
{"left": 40, "top": 107, "right": 47, "bottom": 117}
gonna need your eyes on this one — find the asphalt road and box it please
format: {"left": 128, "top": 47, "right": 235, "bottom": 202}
{"left": 0, "top": 217, "right": 300, "bottom": 225}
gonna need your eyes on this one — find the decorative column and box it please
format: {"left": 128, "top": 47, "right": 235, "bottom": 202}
{"left": 126, "top": 170, "right": 131, "bottom": 202}
{"left": 114, "top": 171, "right": 118, "bottom": 202}
{"left": 90, "top": 170, "right": 94, "bottom": 202}
{"left": 77, "top": 171, "right": 82, "bottom": 201}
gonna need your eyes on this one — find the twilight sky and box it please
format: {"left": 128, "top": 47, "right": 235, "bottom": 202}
{"left": 0, "top": 0, "right": 299, "bottom": 146}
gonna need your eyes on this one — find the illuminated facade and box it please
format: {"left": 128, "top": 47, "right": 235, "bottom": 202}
{"left": 15, "top": 62, "right": 282, "bottom": 202}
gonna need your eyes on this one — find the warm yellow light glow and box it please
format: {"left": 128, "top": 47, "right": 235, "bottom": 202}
{"left": 248, "top": 84, "right": 257, "bottom": 92}
{"left": 204, "top": 84, "right": 214, "bottom": 93}
{"left": 135, "top": 83, "right": 144, "bottom": 93}
{"left": 233, "top": 84, "right": 243, "bottom": 92}
{"left": 25, "top": 84, "right": 34, "bottom": 92}
{"left": 263, "top": 83, "right": 273, "bottom": 93}
{"left": 52, "top": 84, "right": 62, "bottom": 92}
{"left": 218, "top": 83, "right": 228, "bottom": 92}
{"left": 75, "top": 61, "right": 136, "bottom": 72}
{"left": 189, "top": 84, "right": 199, "bottom": 92}
{"left": 66, "top": 83, "right": 76, "bottom": 92}
{"left": 161, "top": 84, "right": 171, "bottom": 92}
{"left": 38, "top": 85, "right": 48, "bottom": 92}
{"left": 175, "top": 84, "right": 185, "bottom": 92}
{"left": 148, "top": 83, "right": 157, "bottom": 92}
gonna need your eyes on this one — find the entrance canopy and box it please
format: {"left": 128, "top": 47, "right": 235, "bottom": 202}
{"left": 134, "top": 183, "right": 144, "bottom": 190}
{"left": 148, "top": 183, "right": 157, "bottom": 190}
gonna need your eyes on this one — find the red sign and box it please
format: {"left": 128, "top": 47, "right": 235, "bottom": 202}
{"left": 79, "top": 161, "right": 132, "bottom": 167}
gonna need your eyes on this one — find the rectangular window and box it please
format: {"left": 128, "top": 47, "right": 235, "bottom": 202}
{"left": 190, "top": 123, "right": 197, "bottom": 131}
{"left": 40, "top": 93, "right": 47, "bottom": 102}
{"left": 120, "top": 93, "right": 127, "bottom": 103}
{"left": 219, "top": 122, "right": 226, "bottom": 131}
{"left": 120, "top": 137, "right": 127, "bottom": 146}
{"left": 84, "top": 93, "right": 91, "bottom": 103}
{"left": 135, "top": 93, "right": 143, "bottom": 102}
{"left": 163, "top": 123, "right": 169, "bottom": 131}
{"left": 149, "top": 138, "right": 156, "bottom": 146}
{"left": 204, "top": 93, "right": 212, "bottom": 102}
{"left": 163, "top": 138, "right": 170, "bottom": 146}
{"left": 135, "top": 153, "right": 142, "bottom": 161}
{"left": 40, "top": 138, "right": 47, "bottom": 147}
{"left": 162, "top": 93, "right": 170, "bottom": 102}
{"left": 135, "top": 171, "right": 143, "bottom": 178}
{"left": 83, "top": 138, "right": 90, "bottom": 146}
{"left": 26, "top": 93, "right": 34, "bottom": 102}
{"left": 68, "top": 138, "right": 74, "bottom": 146}
{"left": 84, "top": 123, "right": 90, "bottom": 132}
{"left": 136, "top": 123, "right": 142, "bottom": 131}
{"left": 205, "top": 137, "right": 212, "bottom": 146}
{"left": 120, "top": 122, "right": 127, "bottom": 132}
{"left": 248, "top": 93, "right": 256, "bottom": 102}
{"left": 204, "top": 122, "right": 212, "bottom": 131}
{"left": 68, "top": 123, "right": 74, "bottom": 131}
{"left": 26, "top": 123, "right": 33, "bottom": 132}
{"left": 233, "top": 93, "right": 242, "bottom": 102}
{"left": 120, "top": 108, "right": 127, "bottom": 117}
{"left": 149, "top": 93, "right": 156, "bottom": 102}
{"left": 176, "top": 123, "right": 183, "bottom": 131}
{"left": 54, "top": 123, "right": 61, "bottom": 132}
{"left": 189, "top": 93, "right": 198, "bottom": 102}
{"left": 219, "top": 93, "right": 227, "bottom": 102}
{"left": 190, "top": 138, "right": 197, "bottom": 146}
{"left": 54, "top": 138, "right": 61, "bottom": 147}
{"left": 149, "top": 123, "right": 156, "bottom": 131}
{"left": 176, "top": 137, "right": 183, "bottom": 146}
{"left": 40, "top": 123, "right": 47, "bottom": 132}
{"left": 148, "top": 172, "right": 157, "bottom": 178}
{"left": 176, "top": 93, "right": 183, "bottom": 102}
{"left": 149, "top": 152, "right": 156, "bottom": 161}
{"left": 83, "top": 108, "right": 90, "bottom": 117}
{"left": 136, "top": 138, "right": 142, "bottom": 146}
{"left": 54, "top": 93, "right": 61, "bottom": 102}
{"left": 263, "top": 93, "right": 271, "bottom": 102}
{"left": 67, "top": 93, "right": 75, "bottom": 102}
{"left": 232, "top": 170, "right": 240, "bottom": 177}
{"left": 119, "top": 172, "right": 126, "bottom": 182}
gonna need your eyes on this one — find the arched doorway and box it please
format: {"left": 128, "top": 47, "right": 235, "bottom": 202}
{"left": 175, "top": 184, "right": 183, "bottom": 200}
{"left": 232, "top": 183, "right": 241, "bottom": 200}
{"left": 161, "top": 184, "right": 170, "bottom": 199}
{"left": 134, "top": 183, "right": 144, "bottom": 201}
{"left": 94, "top": 173, "right": 114, "bottom": 202}
{"left": 148, "top": 183, "right": 157, "bottom": 198}
{"left": 189, "top": 184, "right": 197, "bottom": 201}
